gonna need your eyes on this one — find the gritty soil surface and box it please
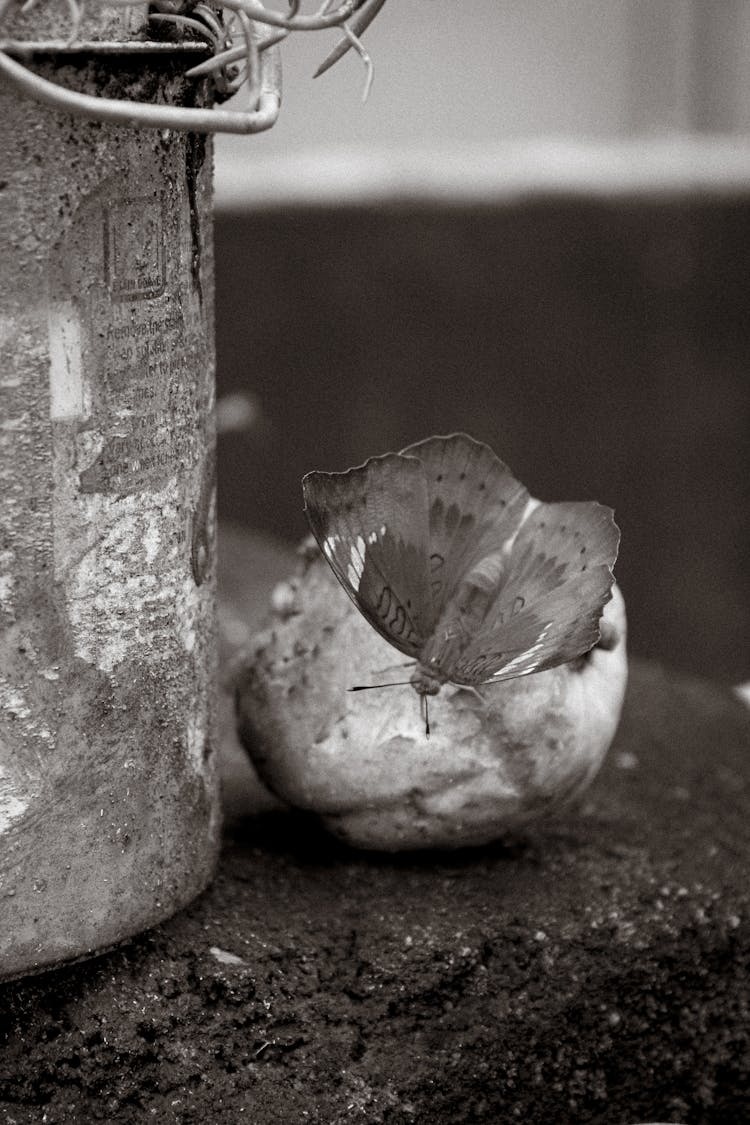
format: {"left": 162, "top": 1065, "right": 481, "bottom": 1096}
{"left": 1, "top": 531, "right": 749, "bottom": 1124}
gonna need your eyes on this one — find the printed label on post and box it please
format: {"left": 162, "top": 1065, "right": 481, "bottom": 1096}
{"left": 46, "top": 143, "right": 215, "bottom": 678}
{"left": 105, "top": 197, "right": 167, "bottom": 302}
{"left": 47, "top": 182, "right": 207, "bottom": 498}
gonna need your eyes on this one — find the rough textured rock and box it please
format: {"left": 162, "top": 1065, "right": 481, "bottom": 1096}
{"left": 235, "top": 546, "right": 629, "bottom": 850}
{"left": 0, "top": 527, "right": 748, "bottom": 1124}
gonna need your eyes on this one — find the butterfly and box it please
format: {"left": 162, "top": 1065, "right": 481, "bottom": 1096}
{"left": 302, "top": 433, "right": 619, "bottom": 724}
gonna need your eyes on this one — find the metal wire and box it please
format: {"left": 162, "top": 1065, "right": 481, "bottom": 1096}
{"left": 0, "top": 0, "right": 388, "bottom": 133}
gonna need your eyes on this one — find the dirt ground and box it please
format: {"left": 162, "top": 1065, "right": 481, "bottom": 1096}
{"left": 1, "top": 529, "right": 749, "bottom": 1124}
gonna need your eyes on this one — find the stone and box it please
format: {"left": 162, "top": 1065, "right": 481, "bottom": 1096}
{"left": 236, "top": 548, "right": 629, "bottom": 850}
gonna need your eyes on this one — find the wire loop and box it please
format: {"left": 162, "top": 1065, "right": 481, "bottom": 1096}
{"left": 0, "top": 0, "right": 387, "bottom": 134}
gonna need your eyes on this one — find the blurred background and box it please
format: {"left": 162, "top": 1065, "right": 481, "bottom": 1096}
{"left": 213, "top": 0, "right": 750, "bottom": 683}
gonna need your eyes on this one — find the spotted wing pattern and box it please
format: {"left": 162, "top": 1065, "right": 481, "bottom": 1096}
{"left": 304, "top": 433, "right": 620, "bottom": 688}
{"left": 451, "top": 500, "right": 620, "bottom": 684}
{"left": 400, "top": 433, "right": 530, "bottom": 616}
{"left": 303, "top": 452, "right": 433, "bottom": 658}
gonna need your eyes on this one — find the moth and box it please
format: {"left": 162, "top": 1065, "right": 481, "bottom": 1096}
{"left": 303, "top": 433, "right": 619, "bottom": 727}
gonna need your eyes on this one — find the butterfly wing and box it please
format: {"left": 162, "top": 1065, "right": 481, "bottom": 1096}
{"left": 304, "top": 434, "right": 620, "bottom": 687}
{"left": 400, "top": 433, "right": 531, "bottom": 615}
{"left": 451, "top": 500, "right": 620, "bottom": 684}
{"left": 303, "top": 453, "right": 432, "bottom": 658}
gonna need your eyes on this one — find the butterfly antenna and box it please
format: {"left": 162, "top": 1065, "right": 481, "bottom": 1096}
{"left": 348, "top": 680, "right": 413, "bottom": 692}
{"left": 349, "top": 681, "right": 431, "bottom": 739}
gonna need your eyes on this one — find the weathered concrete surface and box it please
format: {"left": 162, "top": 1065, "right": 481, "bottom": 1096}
{"left": 0, "top": 526, "right": 747, "bottom": 1124}
{"left": 0, "top": 62, "right": 219, "bottom": 978}
{"left": 1, "top": 0, "right": 146, "bottom": 43}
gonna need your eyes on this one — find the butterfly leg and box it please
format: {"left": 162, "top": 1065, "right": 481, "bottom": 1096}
{"left": 455, "top": 684, "right": 488, "bottom": 707}
{"left": 420, "top": 692, "right": 431, "bottom": 738}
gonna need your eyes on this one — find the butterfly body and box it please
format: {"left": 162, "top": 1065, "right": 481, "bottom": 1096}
{"left": 411, "top": 560, "right": 509, "bottom": 693}
{"left": 409, "top": 665, "right": 443, "bottom": 697}
{"left": 303, "top": 433, "right": 620, "bottom": 701}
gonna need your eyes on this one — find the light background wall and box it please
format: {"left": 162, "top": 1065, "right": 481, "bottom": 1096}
{"left": 216, "top": 0, "right": 750, "bottom": 188}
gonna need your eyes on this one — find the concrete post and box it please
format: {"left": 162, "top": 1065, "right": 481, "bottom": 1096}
{"left": 0, "top": 17, "right": 221, "bottom": 979}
